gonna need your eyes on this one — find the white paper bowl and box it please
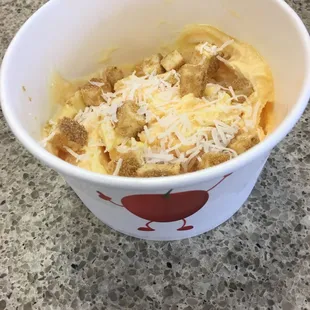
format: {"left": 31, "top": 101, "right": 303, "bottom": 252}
{"left": 1, "top": 0, "right": 310, "bottom": 240}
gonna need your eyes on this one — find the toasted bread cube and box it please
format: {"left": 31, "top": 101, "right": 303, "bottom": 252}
{"left": 80, "top": 78, "right": 112, "bottom": 106}
{"left": 105, "top": 66, "right": 124, "bottom": 90}
{"left": 198, "top": 152, "right": 230, "bottom": 170}
{"left": 161, "top": 50, "right": 185, "bottom": 71}
{"left": 230, "top": 77, "right": 252, "bottom": 91}
{"left": 140, "top": 54, "right": 165, "bottom": 75}
{"left": 207, "top": 57, "right": 220, "bottom": 78}
{"left": 191, "top": 50, "right": 219, "bottom": 78}
{"left": 81, "top": 84, "right": 102, "bottom": 106}
{"left": 58, "top": 117, "right": 88, "bottom": 146}
{"left": 115, "top": 101, "right": 146, "bottom": 138}
{"left": 228, "top": 131, "right": 260, "bottom": 155}
{"left": 137, "top": 163, "right": 180, "bottom": 177}
{"left": 231, "top": 77, "right": 254, "bottom": 98}
{"left": 180, "top": 64, "right": 207, "bottom": 98}
{"left": 134, "top": 63, "right": 145, "bottom": 77}
{"left": 191, "top": 49, "right": 210, "bottom": 66}
{"left": 221, "top": 77, "right": 252, "bottom": 91}
{"left": 109, "top": 151, "right": 144, "bottom": 177}
{"left": 51, "top": 117, "right": 88, "bottom": 152}
{"left": 220, "top": 76, "right": 254, "bottom": 103}
{"left": 92, "top": 77, "right": 112, "bottom": 93}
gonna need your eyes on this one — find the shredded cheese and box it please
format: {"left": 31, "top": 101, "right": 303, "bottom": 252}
{"left": 89, "top": 81, "right": 105, "bottom": 87}
{"left": 44, "top": 37, "right": 256, "bottom": 175}
{"left": 216, "top": 55, "right": 231, "bottom": 66}
{"left": 40, "top": 131, "right": 56, "bottom": 147}
{"left": 63, "top": 146, "right": 89, "bottom": 162}
{"left": 113, "top": 158, "right": 123, "bottom": 176}
{"left": 228, "top": 86, "right": 238, "bottom": 101}
{"left": 217, "top": 39, "right": 234, "bottom": 52}
{"left": 197, "top": 39, "right": 234, "bottom": 56}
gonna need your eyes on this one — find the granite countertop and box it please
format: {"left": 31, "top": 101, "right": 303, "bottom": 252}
{"left": 1, "top": 1, "right": 310, "bottom": 309}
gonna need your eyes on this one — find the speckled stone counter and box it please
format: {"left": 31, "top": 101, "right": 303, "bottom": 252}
{"left": 1, "top": 1, "right": 310, "bottom": 309}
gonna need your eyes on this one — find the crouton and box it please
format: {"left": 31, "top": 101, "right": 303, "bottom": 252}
{"left": 190, "top": 50, "right": 219, "bottom": 78}
{"left": 161, "top": 50, "right": 185, "bottom": 71}
{"left": 231, "top": 77, "right": 254, "bottom": 98}
{"left": 51, "top": 117, "right": 88, "bottom": 152}
{"left": 228, "top": 130, "right": 260, "bottom": 155}
{"left": 180, "top": 64, "right": 207, "bottom": 98}
{"left": 58, "top": 117, "right": 88, "bottom": 146}
{"left": 105, "top": 66, "right": 124, "bottom": 90}
{"left": 109, "top": 151, "right": 144, "bottom": 177}
{"left": 220, "top": 77, "right": 253, "bottom": 101}
{"left": 137, "top": 163, "right": 181, "bottom": 177}
{"left": 80, "top": 78, "right": 112, "bottom": 106}
{"left": 217, "top": 66, "right": 254, "bottom": 103}
{"left": 207, "top": 57, "right": 220, "bottom": 78}
{"left": 134, "top": 63, "right": 145, "bottom": 77}
{"left": 137, "top": 54, "right": 165, "bottom": 76}
{"left": 115, "top": 101, "right": 146, "bottom": 137}
{"left": 198, "top": 152, "right": 230, "bottom": 170}
{"left": 191, "top": 49, "right": 209, "bottom": 66}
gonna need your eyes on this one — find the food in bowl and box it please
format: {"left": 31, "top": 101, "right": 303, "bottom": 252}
{"left": 42, "top": 25, "right": 274, "bottom": 177}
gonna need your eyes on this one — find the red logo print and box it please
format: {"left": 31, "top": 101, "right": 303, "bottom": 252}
{"left": 97, "top": 174, "right": 231, "bottom": 232}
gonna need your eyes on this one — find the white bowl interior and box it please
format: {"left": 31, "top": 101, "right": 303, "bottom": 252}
{"left": 2, "top": 0, "right": 309, "bottom": 141}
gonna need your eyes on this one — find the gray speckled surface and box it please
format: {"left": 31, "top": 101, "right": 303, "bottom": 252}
{"left": 1, "top": 0, "right": 310, "bottom": 309}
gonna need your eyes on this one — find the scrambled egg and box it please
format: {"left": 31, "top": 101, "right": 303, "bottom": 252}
{"left": 42, "top": 25, "right": 274, "bottom": 177}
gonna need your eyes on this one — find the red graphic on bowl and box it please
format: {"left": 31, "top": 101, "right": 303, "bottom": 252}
{"left": 97, "top": 174, "right": 231, "bottom": 231}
